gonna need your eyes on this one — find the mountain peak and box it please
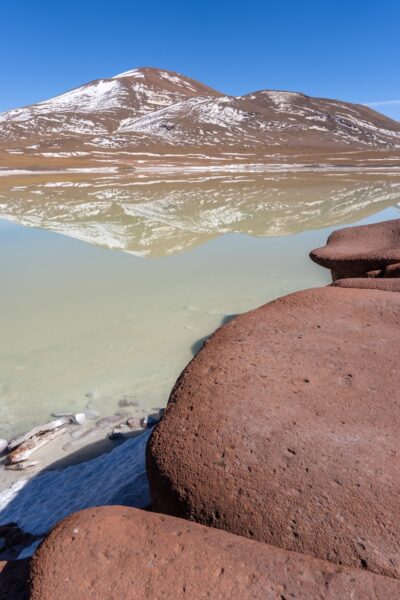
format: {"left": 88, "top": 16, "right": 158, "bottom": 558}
{"left": 112, "top": 67, "right": 186, "bottom": 79}
{"left": 111, "top": 66, "right": 222, "bottom": 97}
{"left": 112, "top": 67, "right": 146, "bottom": 79}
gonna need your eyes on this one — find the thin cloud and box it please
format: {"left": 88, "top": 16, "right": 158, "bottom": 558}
{"left": 364, "top": 99, "right": 400, "bottom": 107}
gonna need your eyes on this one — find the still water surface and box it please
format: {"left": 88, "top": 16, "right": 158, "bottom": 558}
{"left": 0, "top": 173, "right": 399, "bottom": 437}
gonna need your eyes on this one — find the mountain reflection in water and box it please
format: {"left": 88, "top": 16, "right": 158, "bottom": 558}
{"left": 1, "top": 172, "right": 400, "bottom": 257}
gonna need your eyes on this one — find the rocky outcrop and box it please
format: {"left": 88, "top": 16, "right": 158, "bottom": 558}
{"left": 147, "top": 286, "right": 400, "bottom": 578}
{"left": 310, "top": 218, "right": 400, "bottom": 280}
{"left": 29, "top": 506, "right": 400, "bottom": 600}
{"left": 0, "top": 559, "right": 29, "bottom": 600}
{"left": 333, "top": 277, "right": 400, "bottom": 291}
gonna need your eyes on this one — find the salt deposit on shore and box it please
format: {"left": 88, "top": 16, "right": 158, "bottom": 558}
{"left": 0, "top": 428, "right": 151, "bottom": 556}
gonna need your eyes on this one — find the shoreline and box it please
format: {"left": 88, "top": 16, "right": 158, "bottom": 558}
{"left": 2, "top": 161, "right": 400, "bottom": 179}
{"left": 0, "top": 406, "right": 158, "bottom": 557}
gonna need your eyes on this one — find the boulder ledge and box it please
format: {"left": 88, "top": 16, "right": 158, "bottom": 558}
{"left": 332, "top": 277, "right": 400, "bottom": 291}
{"left": 310, "top": 218, "right": 400, "bottom": 280}
{"left": 29, "top": 506, "right": 400, "bottom": 600}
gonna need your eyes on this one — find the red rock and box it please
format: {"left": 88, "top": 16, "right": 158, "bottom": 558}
{"left": 29, "top": 506, "right": 400, "bottom": 600}
{"left": 0, "top": 559, "right": 29, "bottom": 600}
{"left": 384, "top": 262, "right": 400, "bottom": 277}
{"left": 333, "top": 277, "right": 400, "bottom": 291}
{"left": 310, "top": 218, "right": 400, "bottom": 280}
{"left": 147, "top": 286, "right": 400, "bottom": 577}
{"left": 366, "top": 269, "right": 383, "bottom": 278}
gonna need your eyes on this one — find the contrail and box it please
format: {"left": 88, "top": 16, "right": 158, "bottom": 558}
{"left": 364, "top": 99, "right": 400, "bottom": 107}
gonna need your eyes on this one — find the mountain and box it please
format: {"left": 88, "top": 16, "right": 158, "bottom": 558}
{"left": 113, "top": 88, "right": 400, "bottom": 149}
{"left": 0, "top": 68, "right": 220, "bottom": 146}
{"left": 0, "top": 67, "right": 400, "bottom": 170}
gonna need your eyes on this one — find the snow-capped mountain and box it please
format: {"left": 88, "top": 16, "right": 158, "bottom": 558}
{"left": 0, "top": 68, "right": 220, "bottom": 143}
{"left": 114, "top": 90, "right": 400, "bottom": 148}
{"left": 0, "top": 67, "right": 400, "bottom": 165}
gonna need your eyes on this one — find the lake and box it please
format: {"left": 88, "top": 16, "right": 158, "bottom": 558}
{"left": 0, "top": 170, "right": 399, "bottom": 439}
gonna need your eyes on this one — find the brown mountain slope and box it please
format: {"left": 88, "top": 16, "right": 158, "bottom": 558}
{"left": 0, "top": 67, "right": 399, "bottom": 170}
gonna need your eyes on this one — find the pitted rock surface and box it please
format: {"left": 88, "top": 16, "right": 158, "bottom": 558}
{"left": 147, "top": 286, "right": 400, "bottom": 578}
{"left": 310, "top": 218, "right": 400, "bottom": 280}
{"left": 29, "top": 506, "right": 400, "bottom": 600}
{"left": 333, "top": 277, "right": 400, "bottom": 291}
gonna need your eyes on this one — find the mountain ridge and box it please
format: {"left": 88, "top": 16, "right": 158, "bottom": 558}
{"left": 1, "top": 67, "right": 400, "bottom": 171}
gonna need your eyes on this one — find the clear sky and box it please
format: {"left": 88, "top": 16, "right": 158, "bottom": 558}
{"left": 1, "top": 0, "right": 399, "bottom": 119}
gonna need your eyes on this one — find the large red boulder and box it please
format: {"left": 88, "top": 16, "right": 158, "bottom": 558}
{"left": 147, "top": 286, "right": 400, "bottom": 578}
{"left": 310, "top": 218, "right": 400, "bottom": 280}
{"left": 333, "top": 277, "right": 400, "bottom": 291}
{"left": 29, "top": 506, "right": 400, "bottom": 599}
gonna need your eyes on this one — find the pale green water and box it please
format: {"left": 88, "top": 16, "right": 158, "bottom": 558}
{"left": 0, "top": 173, "right": 399, "bottom": 438}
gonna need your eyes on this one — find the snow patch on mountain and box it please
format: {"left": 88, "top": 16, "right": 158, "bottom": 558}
{"left": 192, "top": 97, "right": 247, "bottom": 128}
{"left": 264, "top": 91, "right": 306, "bottom": 111}
{"left": 39, "top": 80, "right": 124, "bottom": 112}
{"left": 112, "top": 68, "right": 145, "bottom": 79}
{"left": 117, "top": 96, "right": 249, "bottom": 143}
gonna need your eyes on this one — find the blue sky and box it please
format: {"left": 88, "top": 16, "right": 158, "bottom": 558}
{"left": 1, "top": 0, "right": 399, "bottom": 119}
